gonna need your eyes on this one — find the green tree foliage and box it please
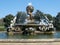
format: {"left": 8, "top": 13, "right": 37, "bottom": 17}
{"left": 55, "top": 12, "right": 60, "bottom": 29}
{"left": 0, "top": 19, "right": 4, "bottom": 26}
{"left": 52, "top": 17, "right": 56, "bottom": 26}
{"left": 3, "top": 14, "right": 14, "bottom": 27}
{"left": 34, "top": 10, "right": 53, "bottom": 21}
{"left": 34, "top": 10, "right": 44, "bottom": 21}
{"left": 44, "top": 14, "right": 53, "bottom": 21}
{"left": 16, "top": 12, "right": 27, "bottom": 23}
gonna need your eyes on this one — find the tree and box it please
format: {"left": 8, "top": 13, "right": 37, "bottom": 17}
{"left": 16, "top": 12, "right": 27, "bottom": 23}
{"left": 34, "top": 10, "right": 44, "bottom": 21}
{"left": 44, "top": 14, "right": 53, "bottom": 21}
{"left": 55, "top": 12, "right": 60, "bottom": 29}
{"left": 52, "top": 17, "right": 56, "bottom": 27}
{"left": 3, "top": 14, "right": 14, "bottom": 27}
{"left": 0, "top": 18, "right": 4, "bottom": 26}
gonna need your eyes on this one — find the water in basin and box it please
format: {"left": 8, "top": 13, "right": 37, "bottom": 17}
{"left": 0, "top": 31, "right": 60, "bottom": 39}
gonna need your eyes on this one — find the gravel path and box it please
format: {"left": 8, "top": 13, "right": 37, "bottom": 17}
{"left": 0, "top": 42, "right": 60, "bottom": 45}
{"left": 0, "top": 39, "right": 59, "bottom": 45}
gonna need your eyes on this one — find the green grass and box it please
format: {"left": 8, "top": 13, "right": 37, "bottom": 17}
{"left": 0, "top": 26, "right": 5, "bottom": 31}
{"left": 0, "top": 26, "right": 4, "bottom": 28}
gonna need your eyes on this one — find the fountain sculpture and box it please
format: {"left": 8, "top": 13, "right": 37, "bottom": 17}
{"left": 8, "top": 3, "right": 55, "bottom": 34}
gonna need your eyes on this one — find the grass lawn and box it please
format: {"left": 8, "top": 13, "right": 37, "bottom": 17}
{"left": 0, "top": 26, "right": 5, "bottom": 31}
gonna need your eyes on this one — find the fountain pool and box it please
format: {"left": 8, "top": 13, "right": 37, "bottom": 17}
{"left": 0, "top": 31, "right": 60, "bottom": 39}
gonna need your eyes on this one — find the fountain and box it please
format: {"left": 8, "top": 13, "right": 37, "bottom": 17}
{"left": 8, "top": 3, "right": 55, "bottom": 35}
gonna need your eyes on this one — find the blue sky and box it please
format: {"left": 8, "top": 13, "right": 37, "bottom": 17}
{"left": 0, "top": 0, "right": 60, "bottom": 18}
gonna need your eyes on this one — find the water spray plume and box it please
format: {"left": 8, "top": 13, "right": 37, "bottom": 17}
{"left": 28, "top": 3, "right": 32, "bottom": 6}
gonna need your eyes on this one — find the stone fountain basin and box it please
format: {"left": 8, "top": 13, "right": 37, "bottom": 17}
{"left": 14, "top": 24, "right": 48, "bottom": 27}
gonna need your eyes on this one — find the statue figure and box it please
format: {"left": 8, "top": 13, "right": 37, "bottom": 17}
{"left": 10, "top": 17, "right": 16, "bottom": 28}
{"left": 26, "top": 3, "right": 34, "bottom": 20}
